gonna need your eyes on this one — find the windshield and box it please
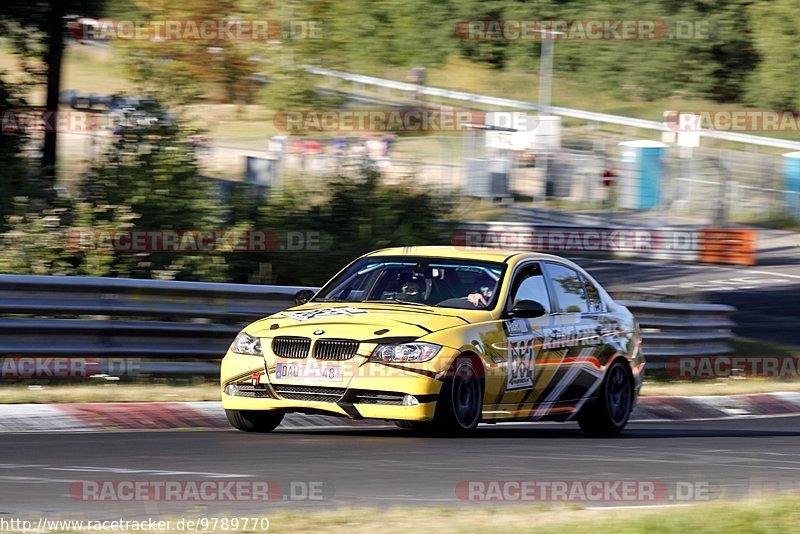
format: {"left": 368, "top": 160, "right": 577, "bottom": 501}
{"left": 313, "top": 256, "right": 506, "bottom": 310}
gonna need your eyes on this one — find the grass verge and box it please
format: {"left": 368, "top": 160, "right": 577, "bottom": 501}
{"left": 264, "top": 496, "right": 800, "bottom": 534}
{"left": 28, "top": 496, "right": 800, "bottom": 533}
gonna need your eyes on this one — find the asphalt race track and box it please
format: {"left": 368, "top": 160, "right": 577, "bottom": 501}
{"left": 3, "top": 416, "right": 800, "bottom": 518}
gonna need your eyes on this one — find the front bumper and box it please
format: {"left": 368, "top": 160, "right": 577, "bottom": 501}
{"left": 221, "top": 394, "right": 438, "bottom": 421}
{"left": 220, "top": 350, "right": 451, "bottom": 422}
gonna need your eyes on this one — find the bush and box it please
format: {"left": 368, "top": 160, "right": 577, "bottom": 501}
{"left": 226, "top": 166, "right": 456, "bottom": 286}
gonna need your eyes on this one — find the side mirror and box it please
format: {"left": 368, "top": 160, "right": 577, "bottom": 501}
{"left": 294, "top": 289, "right": 315, "bottom": 305}
{"left": 509, "top": 299, "right": 547, "bottom": 319}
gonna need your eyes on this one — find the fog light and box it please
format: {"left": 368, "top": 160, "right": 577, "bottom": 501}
{"left": 225, "top": 384, "right": 238, "bottom": 396}
{"left": 402, "top": 394, "right": 419, "bottom": 406}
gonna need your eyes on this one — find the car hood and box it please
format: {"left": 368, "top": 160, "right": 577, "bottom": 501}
{"left": 249, "top": 302, "right": 485, "bottom": 341}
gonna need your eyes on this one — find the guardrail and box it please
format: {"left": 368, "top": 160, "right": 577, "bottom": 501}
{"left": 0, "top": 275, "right": 304, "bottom": 377}
{"left": 0, "top": 275, "right": 734, "bottom": 376}
{"left": 305, "top": 65, "right": 800, "bottom": 152}
{"left": 619, "top": 300, "right": 735, "bottom": 369}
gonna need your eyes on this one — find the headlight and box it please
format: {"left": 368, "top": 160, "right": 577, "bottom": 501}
{"left": 231, "top": 332, "right": 262, "bottom": 355}
{"left": 372, "top": 342, "right": 441, "bottom": 363}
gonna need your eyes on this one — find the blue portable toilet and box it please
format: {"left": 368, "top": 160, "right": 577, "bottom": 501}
{"left": 783, "top": 151, "right": 800, "bottom": 219}
{"left": 618, "top": 140, "right": 667, "bottom": 210}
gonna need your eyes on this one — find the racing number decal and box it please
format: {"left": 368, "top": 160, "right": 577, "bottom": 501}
{"left": 507, "top": 334, "right": 536, "bottom": 391}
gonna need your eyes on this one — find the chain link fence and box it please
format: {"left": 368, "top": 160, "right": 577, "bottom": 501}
{"left": 59, "top": 128, "right": 800, "bottom": 225}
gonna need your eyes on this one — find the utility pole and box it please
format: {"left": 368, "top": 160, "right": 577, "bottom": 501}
{"left": 537, "top": 31, "right": 560, "bottom": 206}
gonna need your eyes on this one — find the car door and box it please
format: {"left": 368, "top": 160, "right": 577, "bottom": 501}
{"left": 539, "top": 262, "right": 602, "bottom": 406}
{"left": 494, "top": 261, "right": 560, "bottom": 414}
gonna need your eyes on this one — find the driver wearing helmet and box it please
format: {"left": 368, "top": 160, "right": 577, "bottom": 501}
{"left": 395, "top": 271, "right": 425, "bottom": 303}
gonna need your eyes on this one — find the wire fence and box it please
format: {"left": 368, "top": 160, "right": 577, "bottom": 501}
{"left": 57, "top": 129, "right": 800, "bottom": 225}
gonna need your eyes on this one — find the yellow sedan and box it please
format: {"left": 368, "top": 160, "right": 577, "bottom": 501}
{"left": 221, "top": 246, "right": 643, "bottom": 435}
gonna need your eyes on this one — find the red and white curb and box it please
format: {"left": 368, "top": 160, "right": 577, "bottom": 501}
{"left": 634, "top": 392, "right": 800, "bottom": 421}
{"left": 1, "top": 393, "right": 799, "bottom": 432}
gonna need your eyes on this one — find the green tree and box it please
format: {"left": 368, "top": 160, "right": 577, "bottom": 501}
{"left": 747, "top": 0, "right": 800, "bottom": 109}
{"left": 226, "top": 167, "right": 455, "bottom": 286}
{"left": 80, "top": 118, "right": 229, "bottom": 280}
{"left": 0, "top": 0, "right": 105, "bottom": 184}
{"left": 0, "top": 76, "right": 34, "bottom": 231}
{"left": 116, "top": 0, "right": 265, "bottom": 105}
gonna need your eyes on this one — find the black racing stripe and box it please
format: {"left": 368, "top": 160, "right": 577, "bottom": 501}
{"left": 490, "top": 379, "right": 507, "bottom": 408}
{"left": 396, "top": 321, "right": 433, "bottom": 333}
{"left": 503, "top": 252, "right": 522, "bottom": 263}
{"left": 514, "top": 383, "right": 540, "bottom": 410}
{"left": 554, "top": 370, "right": 603, "bottom": 404}
{"left": 337, "top": 402, "right": 363, "bottom": 420}
{"left": 534, "top": 367, "right": 569, "bottom": 401}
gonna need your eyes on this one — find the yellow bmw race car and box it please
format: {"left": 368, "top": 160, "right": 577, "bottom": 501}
{"left": 221, "top": 246, "right": 643, "bottom": 435}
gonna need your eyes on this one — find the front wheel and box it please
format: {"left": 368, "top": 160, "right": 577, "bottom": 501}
{"left": 577, "top": 360, "right": 633, "bottom": 436}
{"left": 431, "top": 356, "right": 483, "bottom": 435}
{"left": 225, "top": 409, "right": 284, "bottom": 432}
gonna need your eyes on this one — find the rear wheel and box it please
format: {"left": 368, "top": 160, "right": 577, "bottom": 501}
{"left": 431, "top": 356, "right": 483, "bottom": 435}
{"left": 225, "top": 409, "right": 284, "bottom": 432}
{"left": 578, "top": 360, "right": 633, "bottom": 436}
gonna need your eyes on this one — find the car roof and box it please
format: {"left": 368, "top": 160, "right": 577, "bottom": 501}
{"left": 365, "top": 246, "right": 568, "bottom": 264}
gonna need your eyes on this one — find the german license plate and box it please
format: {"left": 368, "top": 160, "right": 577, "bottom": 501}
{"left": 275, "top": 362, "right": 343, "bottom": 382}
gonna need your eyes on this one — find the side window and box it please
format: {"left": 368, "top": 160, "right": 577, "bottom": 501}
{"left": 545, "top": 263, "right": 589, "bottom": 314}
{"left": 583, "top": 276, "right": 603, "bottom": 313}
{"left": 509, "top": 264, "right": 551, "bottom": 314}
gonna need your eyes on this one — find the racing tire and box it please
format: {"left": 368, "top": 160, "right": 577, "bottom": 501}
{"left": 430, "top": 356, "right": 483, "bottom": 435}
{"left": 577, "top": 360, "right": 633, "bottom": 436}
{"left": 225, "top": 409, "right": 284, "bottom": 432}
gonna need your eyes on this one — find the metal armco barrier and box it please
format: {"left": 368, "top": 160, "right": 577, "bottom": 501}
{"left": 699, "top": 229, "right": 758, "bottom": 266}
{"left": 0, "top": 275, "right": 734, "bottom": 375}
{"left": 453, "top": 221, "right": 758, "bottom": 265}
{"left": 619, "top": 301, "right": 736, "bottom": 369}
{"left": 0, "top": 275, "right": 305, "bottom": 376}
